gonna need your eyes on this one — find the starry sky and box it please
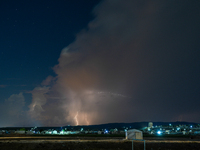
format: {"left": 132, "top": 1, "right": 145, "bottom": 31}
{"left": 0, "top": 0, "right": 200, "bottom": 127}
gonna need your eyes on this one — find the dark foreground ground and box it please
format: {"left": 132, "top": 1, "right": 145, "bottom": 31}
{"left": 0, "top": 136, "right": 200, "bottom": 150}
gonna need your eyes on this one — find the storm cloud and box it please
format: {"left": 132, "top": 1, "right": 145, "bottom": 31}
{"left": 28, "top": 0, "right": 200, "bottom": 126}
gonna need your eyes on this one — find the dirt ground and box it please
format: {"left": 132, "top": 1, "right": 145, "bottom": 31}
{"left": 0, "top": 136, "right": 200, "bottom": 150}
{"left": 1, "top": 141, "right": 200, "bottom": 150}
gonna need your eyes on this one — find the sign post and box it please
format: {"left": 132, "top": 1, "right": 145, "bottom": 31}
{"left": 132, "top": 139, "right": 145, "bottom": 150}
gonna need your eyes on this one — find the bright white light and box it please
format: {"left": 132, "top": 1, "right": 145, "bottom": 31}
{"left": 190, "top": 126, "right": 192, "bottom": 128}
{"left": 157, "top": 131, "right": 161, "bottom": 135}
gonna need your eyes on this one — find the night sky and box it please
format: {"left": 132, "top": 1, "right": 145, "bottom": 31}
{"left": 0, "top": 0, "right": 200, "bottom": 127}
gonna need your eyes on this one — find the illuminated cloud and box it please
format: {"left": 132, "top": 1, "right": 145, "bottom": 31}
{"left": 41, "top": 75, "right": 54, "bottom": 86}
{"left": 28, "top": 0, "right": 200, "bottom": 125}
{"left": 29, "top": 86, "right": 49, "bottom": 120}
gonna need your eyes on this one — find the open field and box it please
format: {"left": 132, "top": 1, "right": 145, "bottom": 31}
{"left": 0, "top": 135, "right": 200, "bottom": 150}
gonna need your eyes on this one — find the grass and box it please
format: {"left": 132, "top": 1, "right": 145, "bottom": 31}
{"left": 32, "top": 133, "right": 192, "bottom": 138}
{"left": 143, "top": 134, "right": 191, "bottom": 138}
{"left": 32, "top": 133, "right": 125, "bottom": 137}
{"left": 1, "top": 133, "right": 193, "bottom": 138}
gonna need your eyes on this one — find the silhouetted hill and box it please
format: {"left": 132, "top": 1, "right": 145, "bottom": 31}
{"left": 0, "top": 121, "right": 199, "bottom": 131}
{"left": 61, "top": 121, "right": 199, "bottom": 131}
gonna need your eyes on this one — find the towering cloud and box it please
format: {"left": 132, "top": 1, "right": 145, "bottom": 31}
{"left": 28, "top": 0, "right": 200, "bottom": 126}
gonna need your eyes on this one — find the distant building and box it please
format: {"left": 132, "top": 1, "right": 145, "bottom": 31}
{"left": 98, "top": 131, "right": 102, "bottom": 134}
{"left": 52, "top": 130, "right": 57, "bottom": 134}
{"left": 26, "top": 131, "right": 34, "bottom": 134}
{"left": 15, "top": 131, "right": 25, "bottom": 134}
{"left": 148, "top": 122, "right": 153, "bottom": 128}
{"left": 126, "top": 129, "right": 143, "bottom": 140}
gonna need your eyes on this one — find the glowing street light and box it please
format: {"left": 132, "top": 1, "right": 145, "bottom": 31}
{"left": 157, "top": 131, "right": 161, "bottom": 135}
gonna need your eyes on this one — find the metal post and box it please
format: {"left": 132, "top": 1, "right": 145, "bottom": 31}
{"left": 132, "top": 139, "right": 146, "bottom": 150}
{"left": 132, "top": 140, "right": 134, "bottom": 150}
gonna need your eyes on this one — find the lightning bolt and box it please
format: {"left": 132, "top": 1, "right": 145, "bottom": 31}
{"left": 74, "top": 111, "right": 79, "bottom": 126}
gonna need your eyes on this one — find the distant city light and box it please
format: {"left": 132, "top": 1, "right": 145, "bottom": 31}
{"left": 157, "top": 131, "right": 161, "bottom": 135}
